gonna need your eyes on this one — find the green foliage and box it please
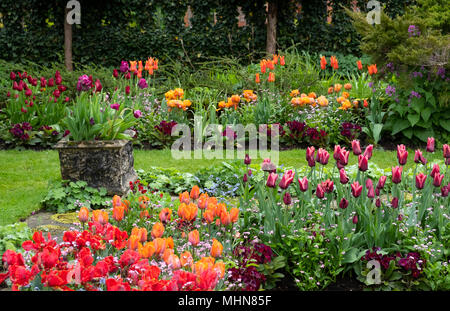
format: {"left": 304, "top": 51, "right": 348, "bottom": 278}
{"left": 40, "top": 180, "right": 110, "bottom": 213}
{"left": 0, "top": 222, "right": 32, "bottom": 254}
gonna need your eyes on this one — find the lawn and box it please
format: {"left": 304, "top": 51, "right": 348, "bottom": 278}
{"left": 0, "top": 147, "right": 443, "bottom": 226}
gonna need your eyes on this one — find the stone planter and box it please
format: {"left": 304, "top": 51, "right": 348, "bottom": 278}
{"left": 54, "top": 138, "right": 137, "bottom": 196}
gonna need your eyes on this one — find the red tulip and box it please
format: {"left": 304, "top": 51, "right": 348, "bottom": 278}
{"left": 376, "top": 176, "right": 387, "bottom": 190}
{"left": 397, "top": 144, "right": 408, "bottom": 166}
{"left": 441, "top": 185, "right": 449, "bottom": 197}
{"left": 351, "top": 140, "right": 362, "bottom": 156}
{"left": 283, "top": 192, "right": 292, "bottom": 205}
{"left": 338, "top": 148, "right": 349, "bottom": 167}
{"left": 10, "top": 71, "right": 16, "bottom": 80}
{"left": 243, "top": 173, "right": 248, "bottom": 183}
{"left": 375, "top": 198, "right": 381, "bottom": 207}
{"left": 366, "top": 178, "right": 375, "bottom": 198}
{"left": 339, "top": 198, "right": 349, "bottom": 209}
{"left": 320, "top": 56, "right": 327, "bottom": 70}
{"left": 339, "top": 168, "right": 349, "bottom": 184}
{"left": 415, "top": 173, "right": 427, "bottom": 189}
{"left": 430, "top": 164, "right": 440, "bottom": 178}
{"left": 306, "top": 146, "right": 316, "bottom": 167}
{"left": 414, "top": 149, "right": 427, "bottom": 165}
{"left": 358, "top": 155, "right": 368, "bottom": 172}
{"left": 433, "top": 173, "right": 444, "bottom": 187}
{"left": 266, "top": 172, "right": 278, "bottom": 188}
{"left": 316, "top": 148, "right": 330, "bottom": 165}
{"left": 363, "top": 145, "right": 373, "bottom": 160}
{"left": 316, "top": 184, "right": 325, "bottom": 199}
{"left": 322, "top": 179, "right": 334, "bottom": 193}
{"left": 333, "top": 145, "right": 342, "bottom": 161}
{"left": 95, "top": 79, "right": 102, "bottom": 92}
{"left": 244, "top": 154, "right": 251, "bottom": 165}
{"left": 280, "top": 56, "right": 285, "bottom": 66}
{"left": 298, "top": 177, "right": 308, "bottom": 192}
{"left": 443, "top": 144, "right": 450, "bottom": 159}
{"left": 279, "top": 170, "right": 294, "bottom": 189}
{"left": 351, "top": 181, "right": 363, "bottom": 198}
{"left": 357, "top": 60, "right": 363, "bottom": 70}
{"left": 48, "top": 78, "right": 54, "bottom": 87}
{"left": 25, "top": 88, "right": 32, "bottom": 97}
{"left": 125, "top": 85, "right": 130, "bottom": 95}
{"left": 392, "top": 166, "right": 403, "bottom": 184}
{"left": 391, "top": 197, "right": 399, "bottom": 208}
{"left": 426, "top": 137, "right": 435, "bottom": 153}
{"left": 352, "top": 214, "right": 358, "bottom": 224}
{"left": 113, "top": 69, "right": 119, "bottom": 78}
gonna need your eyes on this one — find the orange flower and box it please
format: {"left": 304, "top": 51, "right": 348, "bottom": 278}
{"left": 138, "top": 60, "right": 143, "bottom": 72}
{"left": 180, "top": 251, "right": 193, "bottom": 268}
{"left": 165, "top": 90, "right": 175, "bottom": 101}
{"left": 129, "top": 61, "right": 137, "bottom": 72}
{"left": 220, "top": 211, "right": 231, "bottom": 226}
{"left": 179, "top": 191, "right": 190, "bottom": 204}
{"left": 197, "top": 193, "right": 209, "bottom": 210}
{"left": 272, "top": 54, "right": 279, "bottom": 65}
{"left": 328, "top": 87, "right": 334, "bottom": 94}
{"left": 159, "top": 208, "right": 172, "bottom": 223}
{"left": 214, "top": 261, "right": 226, "bottom": 278}
{"left": 342, "top": 91, "right": 350, "bottom": 99}
{"left": 363, "top": 99, "right": 369, "bottom": 107}
{"left": 153, "top": 238, "right": 166, "bottom": 256}
{"left": 368, "top": 64, "right": 378, "bottom": 75}
{"left": 188, "top": 229, "right": 200, "bottom": 246}
{"left": 78, "top": 206, "right": 89, "bottom": 223}
{"left": 173, "top": 88, "right": 184, "bottom": 99}
{"left": 243, "top": 90, "right": 257, "bottom": 102}
{"left": 290, "top": 89, "right": 300, "bottom": 97}
{"left": 92, "top": 210, "right": 108, "bottom": 225}
{"left": 122, "top": 200, "right": 130, "bottom": 213}
{"left": 290, "top": 97, "right": 301, "bottom": 106}
{"left": 320, "top": 56, "right": 327, "bottom": 70}
{"left": 211, "top": 239, "right": 223, "bottom": 258}
{"left": 128, "top": 235, "right": 140, "bottom": 250}
{"left": 260, "top": 60, "right": 267, "bottom": 73}
{"left": 140, "top": 210, "right": 149, "bottom": 219}
{"left": 132, "top": 227, "right": 148, "bottom": 243}
{"left": 268, "top": 72, "right": 275, "bottom": 83}
{"left": 330, "top": 56, "right": 338, "bottom": 70}
{"left": 138, "top": 241, "right": 155, "bottom": 258}
{"left": 112, "top": 195, "right": 122, "bottom": 207}
{"left": 357, "top": 60, "right": 363, "bottom": 70}
{"left": 266, "top": 60, "right": 274, "bottom": 70}
{"left": 207, "top": 197, "right": 218, "bottom": 207}
{"left": 353, "top": 100, "right": 359, "bottom": 108}
{"left": 179, "top": 203, "right": 198, "bottom": 222}
{"left": 167, "top": 254, "right": 181, "bottom": 269}
{"left": 194, "top": 257, "right": 215, "bottom": 275}
{"left": 163, "top": 248, "right": 174, "bottom": 263}
{"left": 112, "top": 204, "right": 125, "bottom": 222}
{"left": 334, "top": 84, "right": 342, "bottom": 93}
{"left": 151, "top": 222, "right": 165, "bottom": 239}
{"left": 317, "top": 95, "right": 329, "bottom": 107}
{"left": 344, "top": 83, "right": 352, "bottom": 90}
{"left": 166, "top": 237, "right": 174, "bottom": 249}
{"left": 308, "top": 92, "right": 317, "bottom": 99}
{"left": 255, "top": 73, "right": 261, "bottom": 83}
{"left": 229, "top": 207, "right": 239, "bottom": 223}
{"left": 203, "top": 209, "right": 215, "bottom": 224}
{"left": 190, "top": 185, "right": 200, "bottom": 200}
{"left": 215, "top": 203, "right": 227, "bottom": 218}
{"left": 279, "top": 55, "right": 285, "bottom": 66}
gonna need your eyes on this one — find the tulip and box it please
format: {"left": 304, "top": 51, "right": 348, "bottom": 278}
{"left": 320, "top": 56, "right": 327, "bottom": 70}
{"left": 94, "top": 79, "right": 102, "bottom": 92}
{"left": 188, "top": 230, "right": 200, "bottom": 246}
{"left": 391, "top": 197, "right": 399, "bottom": 208}
{"left": 333, "top": 145, "right": 342, "bottom": 161}
{"left": 375, "top": 198, "right": 381, "bottom": 207}
{"left": 306, "top": 146, "right": 316, "bottom": 167}
{"left": 363, "top": 145, "right": 373, "bottom": 160}
{"left": 220, "top": 211, "right": 231, "bottom": 226}
{"left": 352, "top": 140, "right": 362, "bottom": 156}
{"left": 366, "top": 178, "right": 375, "bottom": 198}
{"left": 78, "top": 206, "right": 89, "bottom": 223}
{"left": 243, "top": 173, "right": 248, "bottom": 183}
{"left": 279, "top": 170, "right": 294, "bottom": 189}
{"left": 266, "top": 172, "right": 278, "bottom": 188}
{"left": 298, "top": 177, "right": 308, "bottom": 192}
{"left": 443, "top": 144, "right": 450, "bottom": 159}
{"left": 255, "top": 73, "right": 260, "bottom": 83}
{"left": 280, "top": 56, "right": 285, "bottom": 66}
{"left": 268, "top": 72, "right": 275, "bottom": 83}
{"left": 211, "top": 239, "right": 223, "bottom": 258}
{"left": 426, "top": 137, "right": 435, "bottom": 153}
{"left": 151, "top": 222, "right": 165, "bottom": 239}
{"left": 357, "top": 60, "right": 363, "bottom": 70}
{"left": 132, "top": 227, "right": 148, "bottom": 243}
{"left": 261, "top": 158, "right": 276, "bottom": 172}
{"left": 10, "top": 71, "right": 16, "bottom": 80}
{"left": 125, "top": 85, "right": 130, "bottom": 95}
{"left": 112, "top": 205, "right": 125, "bottom": 222}
{"left": 110, "top": 103, "right": 120, "bottom": 110}
{"left": 322, "top": 180, "right": 334, "bottom": 193}
{"left": 316, "top": 184, "right": 325, "bottom": 199}
{"left": 159, "top": 208, "right": 172, "bottom": 223}
{"left": 433, "top": 173, "right": 444, "bottom": 187}
{"left": 441, "top": 185, "right": 449, "bottom": 197}
{"left": 229, "top": 207, "right": 239, "bottom": 223}
{"left": 138, "top": 78, "right": 148, "bottom": 89}
{"left": 113, "top": 69, "right": 119, "bottom": 78}
{"left": 352, "top": 214, "right": 358, "bottom": 224}
{"left": 25, "top": 88, "right": 32, "bottom": 97}
{"left": 430, "top": 164, "right": 440, "bottom": 178}
{"left": 415, "top": 173, "right": 427, "bottom": 189}
{"left": 358, "top": 155, "right": 368, "bottom": 172}
{"left": 376, "top": 176, "right": 387, "bottom": 190}
{"left": 283, "top": 192, "right": 292, "bottom": 205}
{"left": 351, "top": 181, "right": 363, "bottom": 198}
{"left": 316, "top": 148, "right": 330, "bottom": 165}
{"left": 339, "top": 198, "right": 349, "bottom": 209}
{"left": 153, "top": 238, "right": 166, "bottom": 256}
{"left": 339, "top": 168, "right": 349, "bottom": 184}
{"left": 179, "top": 191, "right": 190, "bottom": 204}
{"left": 244, "top": 154, "right": 251, "bottom": 165}
{"left": 397, "top": 144, "right": 408, "bottom": 166}
{"left": 203, "top": 209, "right": 215, "bottom": 224}
{"left": 190, "top": 185, "right": 200, "bottom": 200}
{"left": 414, "top": 149, "right": 427, "bottom": 165}
{"left": 133, "top": 110, "right": 142, "bottom": 118}
{"left": 392, "top": 166, "right": 403, "bottom": 184}
{"left": 338, "top": 148, "right": 349, "bottom": 167}
{"left": 180, "top": 251, "right": 193, "bottom": 268}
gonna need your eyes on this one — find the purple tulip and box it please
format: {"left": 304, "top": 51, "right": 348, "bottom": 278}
{"left": 138, "top": 78, "right": 148, "bottom": 89}
{"left": 339, "top": 198, "right": 349, "bottom": 209}
{"left": 133, "top": 110, "right": 142, "bottom": 118}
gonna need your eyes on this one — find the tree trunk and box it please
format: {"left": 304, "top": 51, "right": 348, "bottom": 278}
{"left": 64, "top": 7, "right": 73, "bottom": 71}
{"left": 266, "top": 1, "right": 278, "bottom": 55}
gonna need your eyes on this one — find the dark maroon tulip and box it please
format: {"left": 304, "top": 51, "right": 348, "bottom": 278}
{"left": 244, "top": 154, "right": 251, "bottom": 165}
{"left": 352, "top": 140, "right": 362, "bottom": 156}
{"left": 398, "top": 214, "right": 403, "bottom": 221}
{"left": 375, "top": 198, "right": 381, "bottom": 207}
{"left": 298, "top": 177, "right": 308, "bottom": 192}
{"left": 10, "top": 71, "right": 16, "bottom": 80}
{"left": 430, "top": 164, "right": 440, "bottom": 178}
{"left": 316, "top": 184, "right": 325, "bottom": 199}
{"left": 375, "top": 187, "right": 380, "bottom": 196}
{"left": 266, "top": 172, "right": 278, "bottom": 188}
{"left": 391, "top": 197, "right": 399, "bottom": 208}
{"left": 322, "top": 179, "right": 334, "bottom": 193}
{"left": 443, "top": 144, "right": 450, "bottom": 159}
{"left": 426, "top": 137, "right": 435, "bottom": 153}
{"left": 397, "top": 144, "right": 408, "bottom": 166}
{"left": 358, "top": 155, "right": 368, "bottom": 172}
{"left": 279, "top": 170, "right": 295, "bottom": 189}
{"left": 243, "top": 173, "right": 248, "bottom": 183}
{"left": 283, "top": 192, "right": 292, "bottom": 205}
{"left": 339, "top": 168, "right": 349, "bottom": 184}
{"left": 48, "top": 78, "right": 54, "bottom": 87}
{"left": 248, "top": 169, "right": 252, "bottom": 176}
{"left": 352, "top": 214, "right": 359, "bottom": 224}
{"left": 351, "top": 181, "right": 363, "bottom": 198}
{"left": 339, "top": 198, "right": 349, "bottom": 209}
{"left": 446, "top": 158, "right": 450, "bottom": 165}
{"left": 363, "top": 145, "right": 373, "bottom": 160}
{"left": 392, "top": 166, "right": 403, "bottom": 184}
{"left": 433, "top": 173, "right": 444, "bottom": 187}
{"left": 415, "top": 173, "right": 427, "bottom": 189}
{"left": 25, "top": 88, "right": 32, "bottom": 97}
{"left": 113, "top": 69, "right": 119, "bottom": 78}
{"left": 441, "top": 185, "right": 449, "bottom": 197}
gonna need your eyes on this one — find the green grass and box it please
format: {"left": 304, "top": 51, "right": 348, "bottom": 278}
{"left": 0, "top": 147, "right": 444, "bottom": 226}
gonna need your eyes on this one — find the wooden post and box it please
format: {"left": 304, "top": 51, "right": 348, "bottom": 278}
{"left": 64, "top": 7, "right": 73, "bottom": 71}
{"left": 266, "top": 1, "right": 278, "bottom": 55}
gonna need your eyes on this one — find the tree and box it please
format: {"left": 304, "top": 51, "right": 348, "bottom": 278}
{"left": 266, "top": 1, "right": 278, "bottom": 55}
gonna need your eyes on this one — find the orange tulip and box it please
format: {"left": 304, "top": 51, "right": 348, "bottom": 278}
{"left": 231, "top": 95, "right": 241, "bottom": 104}
{"left": 342, "top": 91, "right": 350, "bottom": 99}
{"left": 229, "top": 207, "right": 239, "bottom": 223}
{"left": 272, "top": 54, "right": 279, "bottom": 65}
{"left": 255, "top": 73, "right": 260, "bottom": 83}
{"left": 153, "top": 238, "right": 166, "bottom": 256}
{"left": 211, "top": 239, "right": 223, "bottom": 258}
{"left": 129, "top": 61, "right": 137, "bottom": 72}
{"left": 138, "top": 241, "right": 155, "bottom": 258}
{"left": 78, "top": 206, "right": 89, "bottom": 223}
{"left": 167, "top": 254, "right": 181, "bottom": 269}
{"left": 266, "top": 60, "right": 274, "bottom": 70}
{"left": 122, "top": 200, "right": 130, "bottom": 213}
{"left": 190, "top": 185, "right": 200, "bottom": 200}
{"left": 166, "top": 237, "right": 174, "bottom": 249}
{"left": 280, "top": 55, "right": 285, "bottom": 66}
{"left": 197, "top": 193, "right": 209, "bottom": 210}
{"left": 330, "top": 56, "right": 338, "bottom": 70}
{"left": 220, "top": 211, "right": 231, "bottom": 226}
{"left": 328, "top": 87, "right": 334, "bottom": 94}
{"left": 174, "top": 88, "right": 184, "bottom": 99}
{"left": 92, "top": 210, "right": 108, "bottom": 225}
{"left": 364, "top": 99, "right": 369, "bottom": 108}
{"left": 140, "top": 210, "right": 149, "bottom": 219}
{"left": 290, "top": 89, "right": 300, "bottom": 97}
{"left": 308, "top": 92, "right": 317, "bottom": 99}
{"left": 112, "top": 204, "right": 125, "bottom": 222}
{"left": 194, "top": 257, "right": 215, "bottom": 275}
{"left": 180, "top": 251, "right": 193, "bottom": 268}
{"left": 260, "top": 60, "right": 267, "bottom": 73}
{"left": 320, "top": 56, "right": 327, "bottom": 70}
{"left": 151, "top": 222, "right": 165, "bottom": 239}
{"left": 215, "top": 203, "right": 227, "bottom": 218}
{"left": 159, "top": 208, "right": 172, "bottom": 223}
{"left": 334, "top": 84, "right": 342, "bottom": 93}
{"left": 268, "top": 72, "right": 275, "bottom": 82}
{"left": 368, "top": 64, "right": 378, "bottom": 75}
{"left": 179, "top": 203, "right": 198, "bottom": 222}
{"left": 203, "top": 209, "right": 215, "bottom": 224}
{"left": 317, "top": 95, "right": 329, "bottom": 107}
{"left": 188, "top": 229, "right": 200, "bottom": 246}
{"left": 132, "top": 227, "right": 148, "bottom": 243}
{"left": 112, "top": 195, "right": 122, "bottom": 207}
{"left": 290, "top": 97, "right": 301, "bottom": 106}
{"left": 357, "top": 60, "right": 363, "bottom": 70}
{"left": 179, "top": 191, "right": 190, "bottom": 204}
{"left": 128, "top": 235, "right": 140, "bottom": 250}
{"left": 163, "top": 248, "right": 174, "bottom": 263}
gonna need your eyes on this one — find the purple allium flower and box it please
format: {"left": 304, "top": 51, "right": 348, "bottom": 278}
{"left": 138, "top": 78, "right": 148, "bottom": 89}
{"left": 76, "top": 74, "right": 92, "bottom": 92}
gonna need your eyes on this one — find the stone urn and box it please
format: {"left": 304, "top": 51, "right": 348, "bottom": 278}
{"left": 54, "top": 138, "right": 138, "bottom": 196}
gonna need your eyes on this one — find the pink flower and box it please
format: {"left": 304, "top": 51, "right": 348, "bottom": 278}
{"left": 95, "top": 79, "right": 102, "bottom": 92}
{"left": 426, "top": 137, "right": 435, "bottom": 152}
{"left": 266, "top": 172, "right": 278, "bottom": 188}
{"left": 316, "top": 148, "right": 330, "bottom": 165}
{"left": 339, "top": 168, "right": 349, "bottom": 184}
{"left": 376, "top": 176, "right": 387, "bottom": 190}
{"left": 283, "top": 192, "right": 292, "bottom": 205}
{"left": 366, "top": 178, "right": 375, "bottom": 198}
{"left": 279, "top": 170, "right": 294, "bottom": 189}
{"left": 298, "top": 177, "right": 308, "bottom": 192}
{"left": 333, "top": 145, "right": 342, "bottom": 161}
{"left": 339, "top": 198, "right": 349, "bottom": 209}
{"left": 306, "top": 146, "right": 316, "bottom": 167}
{"left": 110, "top": 103, "right": 120, "bottom": 110}
{"left": 414, "top": 149, "right": 427, "bottom": 165}
{"left": 433, "top": 173, "right": 444, "bottom": 187}
{"left": 352, "top": 214, "right": 358, "bottom": 224}
{"left": 358, "top": 155, "right": 368, "bottom": 172}
{"left": 392, "top": 166, "right": 403, "bottom": 184}
{"left": 351, "top": 140, "right": 362, "bottom": 156}
{"left": 351, "top": 181, "right": 363, "bottom": 198}
{"left": 391, "top": 197, "right": 399, "bottom": 208}
{"left": 363, "top": 145, "right": 373, "bottom": 160}
{"left": 430, "top": 164, "right": 440, "bottom": 178}
{"left": 397, "top": 144, "right": 408, "bottom": 166}
{"left": 415, "top": 173, "right": 427, "bottom": 189}
{"left": 316, "top": 184, "right": 325, "bottom": 199}
{"left": 443, "top": 144, "right": 450, "bottom": 159}
{"left": 261, "top": 158, "right": 276, "bottom": 172}
{"left": 138, "top": 78, "right": 148, "bottom": 89}
{"left": 133, "top": 110, "right": 142, "bottom": 118}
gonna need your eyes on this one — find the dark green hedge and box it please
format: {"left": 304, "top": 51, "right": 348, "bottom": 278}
{"left": 0, "top": 0, "right": 414, "bottom": 68}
